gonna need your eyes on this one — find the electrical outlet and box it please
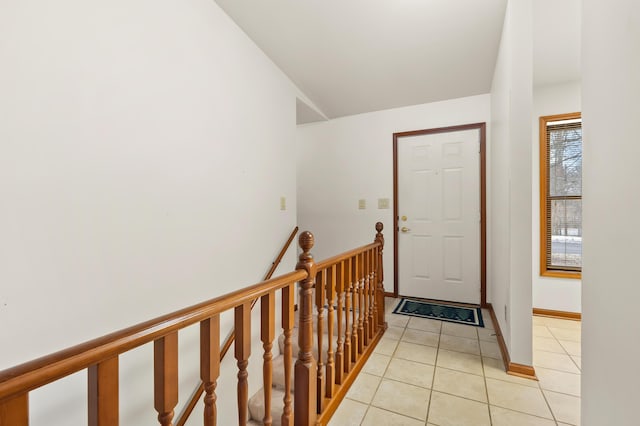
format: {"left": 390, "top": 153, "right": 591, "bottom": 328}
{"left": 358, "top": 199, "right": 366, "bottom": 210}
{"left": 378, "top": 198, "right": 390, "bottom": 209}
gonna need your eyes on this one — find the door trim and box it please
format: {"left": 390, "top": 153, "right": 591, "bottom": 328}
{"left": 393, "top": 122, "right": 487, "bottom": 307}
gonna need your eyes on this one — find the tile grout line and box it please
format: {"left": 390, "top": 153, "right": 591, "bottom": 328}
{"left": 535, "top": 346, "right": 579, "bottom": 357}
{"left": 407, "top": 312, "right": 504, "bottom": 425}
{"left": 478, "top": 324, "right": 495, "bottom": 426}
{"left": 358, "top": 307, "right": 419, "bottom": 425}
{"left": 534, "top": 364, "right": 581, "bottom": 376}
{"left": 539, "top": 321, "right": 566, "bottom": 425}
{"left": 541, "top": 319, "right": 582, "bottom": 423}
{"left": 357, "top": 402, "right": 372, "bottom": 426}
{"left": 356, "top": 341, "right": 394, "bottom": 423}
{"left": 534, "top": 322, "right": 582, "bottom": 376}
{"left": 360, "top": 317, "right": 405, "bottom": 425}
{"left": 348, "top": 298, "right": 402, "bottom": 426}
{"left": 357, "top": 305, "right": 576, "bottom": 425}
{"left": 397, "top": 324, "right": 525, "bottom": 405}
{"left": 489, "top": 403, "right": 567, "bottom": 425}
{"left": 533, "top": 363, "right": 581, "bottom": 375}
{"left": 539, "top": 387, "right": 560, "bottom": 425}
{"left": 424, "top": 318, "right": 442, "bottom": 425}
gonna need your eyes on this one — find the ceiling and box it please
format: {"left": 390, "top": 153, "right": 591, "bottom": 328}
{"left": 214, "top": 0, "right": 580, "bottom": 123}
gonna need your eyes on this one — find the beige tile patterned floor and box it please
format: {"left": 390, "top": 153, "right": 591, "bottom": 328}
{"left": 329, "top": 298, "right": 581, "bottom": 425}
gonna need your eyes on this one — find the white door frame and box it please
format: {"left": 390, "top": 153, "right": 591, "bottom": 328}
{"left": 393, "top": 123, "right": 487, "bottom": 307}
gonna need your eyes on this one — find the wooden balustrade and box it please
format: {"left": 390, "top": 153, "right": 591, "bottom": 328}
{"left": 281, "top": 283, "right": 295, "bottom": 426}
{"left": 154, "top": 332, "right": 179, "bottom": 426}
{"left": 334, "top": 263, "right": 345, "bottom": 385}
{"left": 375, "top": 222, "right": 386, "bottom": 329}
{"left": 200, "top": 315, "right": 220, "bottom": 426}
{"left": 260, "top": 293, "right": 275, "bottom": 426}
{"left": 325, "top": 265, "right": 336, "bottom": 399}
{"left": 313, "top": 267, "right": 325, "bottom": 414}
{"left": 343, "top": 258, "right": 353, "bottom": 372}
{"left": 310, "top": 223, "right": 389, "bottom": 424}
{"left": 88, "top": 356, "right": 119, "bottom": 426}
{"left": 0, "top": 223, "right": 387, "bottom": 426}
{"left": 177, "top": 226, "right": 299, "bottom": 426}
{"left": 357, "top": 252, "right": 365, "bottom": 354}
{"left": 350, "top": 256, "right": 359, "bottom": 362}
{"left": 294, "top": 231, "right": 318, "bottom": 425}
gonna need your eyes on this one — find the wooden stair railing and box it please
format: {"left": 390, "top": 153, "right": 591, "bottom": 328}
{"left": 0, "top": 223, "right": 386, "bottom": 426}
{"left": 309, "top": 222, "right": 387, "bottom": 424}
{"left": 175, "top": 226, "right": 299, "bottom": 426}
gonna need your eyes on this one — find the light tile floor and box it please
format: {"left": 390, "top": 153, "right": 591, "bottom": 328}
{"left": 329, "top": 299, "right": 581, "bottom": 426}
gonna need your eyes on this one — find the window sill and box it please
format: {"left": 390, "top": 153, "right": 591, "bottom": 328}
{"left": 540, "top": 269, "right": 581, "bottom": 280}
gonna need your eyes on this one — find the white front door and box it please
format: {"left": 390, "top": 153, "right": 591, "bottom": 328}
{"left": 397, "top": 128, "right": 480, "bottom": 304}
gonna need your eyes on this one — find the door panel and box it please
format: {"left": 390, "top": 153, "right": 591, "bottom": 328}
{"left": 443, "top": 236, "right": 463, "bottom": 282}
{"left": 397, "top": 128, "right": 480, "bottom": 304}
{"left": 412, "top": 236, "right": 432, "bottom": 278}
{"left": 443, "top": 168, "right": 463, "bottom": 220}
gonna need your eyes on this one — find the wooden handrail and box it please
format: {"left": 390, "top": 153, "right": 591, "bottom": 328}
{"left": 0, "top": 269, "right": 306, "bottom": 402}
{"left": 175, "top": 226, "right": 298, "bottom": 426}
{"left": 315, "top": 242, "right": 379, "bottom": 271}
{"left": 228, "top": 226, "right": 299, "bottom": 359}
{"left": 0, "top": 223, "right": 387, "bottom": 426}
{"left": 264, "top": 226, "right": 300, "bottom": 281}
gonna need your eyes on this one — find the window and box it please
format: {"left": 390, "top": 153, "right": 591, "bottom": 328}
{"left": 540, "top": 112, "right": 582, "bottom": 278}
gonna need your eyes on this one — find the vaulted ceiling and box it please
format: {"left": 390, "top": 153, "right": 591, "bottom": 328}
{"left": 214, "top": 0, "right": 581, "bottom": 123}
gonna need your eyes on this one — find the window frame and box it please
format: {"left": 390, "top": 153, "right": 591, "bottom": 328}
{"left": 539, "top": 112, "right": 582, "bottom": 279}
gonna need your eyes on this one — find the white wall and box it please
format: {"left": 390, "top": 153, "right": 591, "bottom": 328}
{"left": 296, "top": 94, "right": 491, "bottom": 296}
{"left": 0, "top": 0, "right": 298, "bottom": 424}
{"left": 582, "top": 0, "right": 640, "bottom": 424}
{"left": 489, "top": 0, "right": 533, "bottom": 365}
{"left": 531, "top": 81, "right": 582, "bottom": 313}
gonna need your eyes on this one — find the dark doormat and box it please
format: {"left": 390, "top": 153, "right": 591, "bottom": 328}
{"left": 393, "top": 298, "right": 484, "bottom": 327}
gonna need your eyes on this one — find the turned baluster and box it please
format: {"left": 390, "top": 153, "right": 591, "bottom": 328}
{"left": 89, "top": 356, "right": 119, "bottom": 426}
{"left": 294, "top": 232, "right": 317, "bottom": 425}
{"left": 0, "top": 393, "right": 28, "bottom": 426}
{"left": 325, "top": 265, "right": 336, "bottom": 398}
{"left": 200, "top": 315, "right": 220, "bottom": 426}
{"left": 281, "top": 284, "right": 295, "bottom": 426}
{"left": 154, "top": 332, "right": 178, "bottom": 426}
{"left": 235, "top": 302, "right": 251, "bottom": 426}
{"left": 368, "top": 248, "right": 376, "bottom": 338}
{"left": 350, "top": 255, "right": 360, "bottom": 361}
{"left": 370, "top": 247, "right": 379, "bottom": 333}
{"left": 375, "top": 222, "right": 387, "bottom": 330}
{"left": 344, "top": 257, "right": 353, "bottom": 371}
{"left": 363, "top": 249, "right": 370, "bottom": 342}
{"left": 334, "top": 261, "right": 345, "bottom": 384}
{"left": 362, "top": 251, "right": 370, "bottom": 346}
{"left": 261, "top": 293, "right": 276, "bottom": 426}
{"left": 357, "top": 253, "right": 365, "bottom": 354}
{"left": 314, "top": 269, "right": 325, "bottom": 413}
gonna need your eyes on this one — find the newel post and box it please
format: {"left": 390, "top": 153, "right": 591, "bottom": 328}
{"left": 374, "top": 222, "right": 388, "bottom": 330}
{"left": 294, "top": 231, "right": 318, "bottom": 426}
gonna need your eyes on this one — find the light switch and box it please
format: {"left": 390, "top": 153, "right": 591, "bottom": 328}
{"left": 280, "top": 196, "right": 286, "bottom": 210}
{"left": 378, "top": 198, "right": 390, "bottom": 209}
{"left": 358, "top": 199, "right": 366, "bottom": 210}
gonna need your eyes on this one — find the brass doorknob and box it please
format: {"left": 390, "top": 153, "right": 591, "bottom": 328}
{"left": 401, "top": 227, "right": 411, "bottom": 233}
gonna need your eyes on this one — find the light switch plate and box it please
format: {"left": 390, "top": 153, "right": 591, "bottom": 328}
{"left": 358, "top": 199, "right": 366, "bottom": 209}
{"left": 280, "top": 196, "right": 286, "bottom": 210}
{"left": 378, "top": 198, "right": 390, "bottom": 209}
